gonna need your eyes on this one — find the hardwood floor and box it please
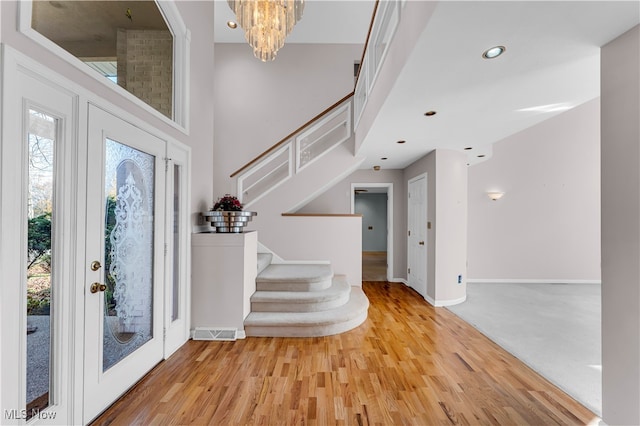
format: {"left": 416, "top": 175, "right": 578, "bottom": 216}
{"left": 362, "top": 252, "right": 387, "bottom": 281}
{"left": 92, "top": 282, "right": 596, "bottom": 425}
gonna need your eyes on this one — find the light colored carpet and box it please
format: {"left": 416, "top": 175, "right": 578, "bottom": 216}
{"left": 446, "top": 282, "right": 601, "bottom": 416}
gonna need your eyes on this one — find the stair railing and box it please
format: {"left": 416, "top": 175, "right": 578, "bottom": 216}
{"left": 354, "top": 0, "right": 402, "bottom": 128}
{"left": 230, "top": 0, "right": 401, "bottom": 208}
{"left": 231, "top": 93, "right": 354, "bottom": 208}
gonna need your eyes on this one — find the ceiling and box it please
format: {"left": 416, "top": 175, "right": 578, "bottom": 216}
{"left": 214, "top": 0, "right": 640, "bottom": 170}
{"left": 214, "top": 1, "right": 375, "bottom": 44}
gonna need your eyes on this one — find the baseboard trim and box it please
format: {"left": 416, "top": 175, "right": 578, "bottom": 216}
{"left": 390, "top": 278, "right": 408, "bottom": 285}
{"left": 425, "top": 294, "right": 467, "bottom": 307}
{"left": 468, "top": 279, "right": 601, "bottom": 284}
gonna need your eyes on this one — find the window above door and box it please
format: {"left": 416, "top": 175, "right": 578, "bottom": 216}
{"left": 20, "top": 0, "right": 190, "bottom": 131}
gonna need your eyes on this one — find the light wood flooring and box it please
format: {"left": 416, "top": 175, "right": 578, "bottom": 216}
{"left": 362, "top": 252, "right": 387, "bottom": 281}
{"left": 92, "top": 282, "right": 596, "bottom": 425}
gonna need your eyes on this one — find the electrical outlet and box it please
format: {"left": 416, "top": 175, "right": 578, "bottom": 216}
{"left": 457, "top": 275, "right": 462, "bottom": 284}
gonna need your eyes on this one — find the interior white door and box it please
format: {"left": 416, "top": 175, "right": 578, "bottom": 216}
{"left": 408, "top": 175, "right": 427, "bottom": 299}
{"left": 83, "top": 105, "right": 166, "bottom": 423}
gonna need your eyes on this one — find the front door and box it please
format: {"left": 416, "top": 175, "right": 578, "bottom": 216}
{"left": 408, "top": 175, "right": 427, "bottom": 299}
{"left": 83, "top": 105, "right": 166, "bottom": 422}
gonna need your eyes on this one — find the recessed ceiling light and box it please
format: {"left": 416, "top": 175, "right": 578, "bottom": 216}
{"left": 464, "top": 147, "right": 473, "bottom": 150}
{"left": 482, "top": 46, "right": 506, "bottom": 59}
{"left": 424, "top": 111, "right": 437, "bottom": 116}
{"left": 477, "top": 154, "right": 486, "bottom": 158}
{"left": 227, "top": 21, "right": 238, "bottom": 29}
{"left": 397, "top": 140, "right": 406, "bottom": 144}
{"left": 381, "top": 157, "right": 388, "bottom": 160}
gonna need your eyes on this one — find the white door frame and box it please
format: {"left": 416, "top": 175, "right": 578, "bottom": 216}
{"left": 0, "top": 47, "right": 80, "bottom": 425}
{"left": 83, "top": 104, "right": 167, "bottom": 423}
{"left": 164, "top": 142, "right": 192, "bottom": 358}
{"left": 350, "top": 182, "right": 394, "bottom": 281}
{"left": 0, "top": 46, "right": 191, "bottom": 425}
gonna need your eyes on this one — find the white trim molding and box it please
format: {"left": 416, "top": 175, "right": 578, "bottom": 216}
{"left": 425, "top": 294, "right": 467, "bottom": 307}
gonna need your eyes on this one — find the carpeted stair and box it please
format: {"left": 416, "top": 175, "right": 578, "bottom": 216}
{"left": 245, "top": 261, "right": 369, "bottom": 337}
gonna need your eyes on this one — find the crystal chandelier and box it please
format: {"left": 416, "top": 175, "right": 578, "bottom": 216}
{"left": 227, "top": 0, "right": 305, "bottom": 62}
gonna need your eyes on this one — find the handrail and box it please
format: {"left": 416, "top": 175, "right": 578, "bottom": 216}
{"left": 230, "top": 92, "right": 355, "bottom": 178}
{"left": 354, "top": 0, "right": 380, "bottom": 90}
{"left": 282, "top": 213, "right": 362, "bottom": 217}
{"left": 231, "top": 1, "right": 380, "bottom": 179}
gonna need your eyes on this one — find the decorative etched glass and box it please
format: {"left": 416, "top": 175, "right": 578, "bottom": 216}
{"left": 103, "top": 138, "right": 155, "bottom": 371}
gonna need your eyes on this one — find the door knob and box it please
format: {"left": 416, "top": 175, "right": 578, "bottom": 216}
{"left": 418, "top": 241, "right": 425, "bottom": 245}
{"left": 90, "top": 282, "right": 107, "bottom": 294}
{"left": 90, "top": 260, "right": 102, "bottom": 271}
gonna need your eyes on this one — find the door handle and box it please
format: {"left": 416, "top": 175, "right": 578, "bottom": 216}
{"left": 90, "top": 260, "right": 102, "bottom": 271}
{"left": 418, "top": 241, "right": 425, "bottom": 245}
{"left": 90, "top": 282, "right": 107, "bottom": 294}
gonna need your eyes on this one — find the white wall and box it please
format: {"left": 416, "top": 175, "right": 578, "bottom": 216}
{"left": 213, "top": 43, "right": 362, "bottom": 199}
{"left": 244, "top": 142, "right": 364, "bottom": 286}
{"left": 467, "top": 98, "right": 601, "bottom": 282}
{"left": 404, "top": 149, "right": 468, "bottom": 306}
{"left": 601, "top": 24, "right": 640, "bottom": 425}
{"left": 295, "top": 168, "right": 407, "bottom": 281}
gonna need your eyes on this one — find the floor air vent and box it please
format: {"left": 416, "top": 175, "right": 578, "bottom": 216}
{"left": 192, "top": 327, "right": 237, "bottom": 341}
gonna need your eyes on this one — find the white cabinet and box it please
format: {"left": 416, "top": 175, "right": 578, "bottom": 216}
{"left": 191, "top": 231, "right": 257, "bottom": 338}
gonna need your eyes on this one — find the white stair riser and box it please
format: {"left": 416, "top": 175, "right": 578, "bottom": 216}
{"left": 251, "top": 292, "right": 350, "bottom": 313}
{"left": 245, "top": 312, "right": 367, "bottom": 338}
{"left": 245, "top": 287, "right": 369, "bottom": 338}
{"left": 256, "top": 278, "right": 332, "bottom": 292}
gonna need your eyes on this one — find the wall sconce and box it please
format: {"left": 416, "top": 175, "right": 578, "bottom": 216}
{"left": 487, "top": 191, "right": 505, "bottom": 201}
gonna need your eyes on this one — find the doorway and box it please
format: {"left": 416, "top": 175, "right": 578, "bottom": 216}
{"left": 0, "top": 50, "right": 190, "bottom": 424}
{"left": 351, "top": 183, "right": 394, "bottom": 282}
{"left": 83, "top": 105, "right": 167, "bottom": 422}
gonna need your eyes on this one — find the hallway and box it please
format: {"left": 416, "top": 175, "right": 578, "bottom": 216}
{"left": 92, "top": 282, "right": 595, "bottom": 425}
{"left": 362, "top": 251, "right": 387, "bottom": 282}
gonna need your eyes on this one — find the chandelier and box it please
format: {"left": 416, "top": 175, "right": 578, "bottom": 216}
{"left": 227, "top": 0, "right": 305, "bottom": 62}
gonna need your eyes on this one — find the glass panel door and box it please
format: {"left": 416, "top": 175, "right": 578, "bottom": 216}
{"left": 83, "top": 105, "right": 165, "bottom": 423}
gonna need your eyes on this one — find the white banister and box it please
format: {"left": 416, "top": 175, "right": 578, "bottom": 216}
{"left": 236, "top": 96, "right": 353, "bottom": 206}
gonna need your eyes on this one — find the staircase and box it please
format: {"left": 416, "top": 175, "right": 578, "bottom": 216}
{"left": 229, "top": 92, "right": 369, "bottom": 338}
{"left": 244, "top": 253, "right": 369, "bottom": 337}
